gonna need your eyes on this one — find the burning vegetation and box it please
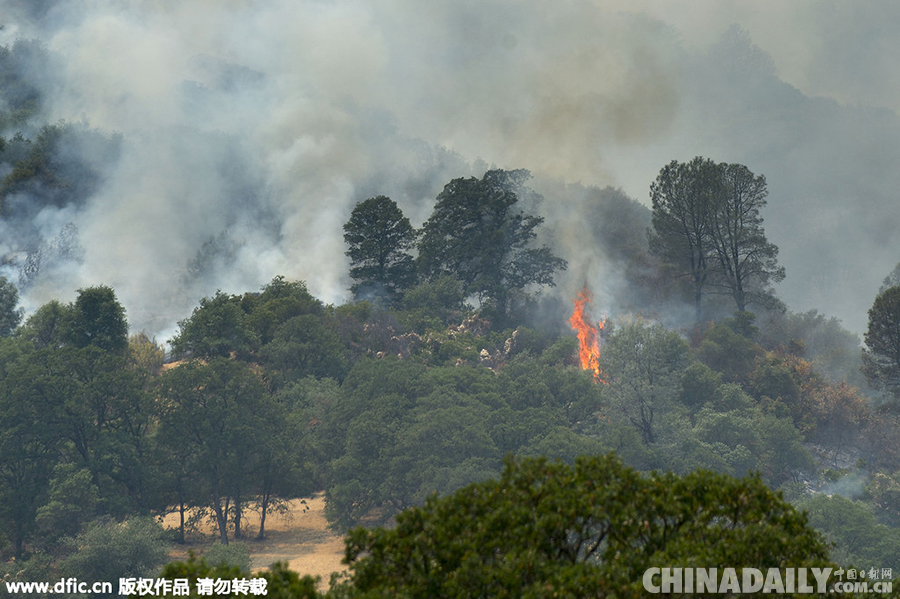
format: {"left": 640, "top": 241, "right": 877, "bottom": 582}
{"left": 569, "top": 285, "right": 607, "bottom": 383}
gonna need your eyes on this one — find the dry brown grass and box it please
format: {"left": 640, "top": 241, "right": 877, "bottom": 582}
{"left": 163, "top": 494, "right": 347, "bottom": 589}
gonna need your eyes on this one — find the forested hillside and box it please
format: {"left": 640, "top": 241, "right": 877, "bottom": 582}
{"left": 1, "top": 163, "right": 899, "bottom": 592}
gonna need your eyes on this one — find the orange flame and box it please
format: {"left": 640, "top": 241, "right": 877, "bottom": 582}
{"left": 569, "top": 286, "right": 607, "bottom": 383}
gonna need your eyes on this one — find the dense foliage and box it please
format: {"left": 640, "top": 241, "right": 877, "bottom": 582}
{"left": 1, "top": 271, "right": 897, "bottom": 590}
{"left": 336, "top": 455, "right": 831, "bottom": 598}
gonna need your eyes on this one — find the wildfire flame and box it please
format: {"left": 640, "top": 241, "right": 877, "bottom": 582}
{"left": 569, "top": 285, "right": 607, "bottom": 383}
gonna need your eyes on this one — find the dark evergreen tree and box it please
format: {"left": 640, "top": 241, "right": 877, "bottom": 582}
{"left": 649, "top": 158, "right": 783, "bottom": 319}
{"left": 648, "top": 157, "right": 722, "bottom": 320}
{"left": 708, "top": 163, "right": 784, "bottom": 311}
{"left": 343, "top": 195, "right": 416, "bottom": 302}
{"left": 862, "top": 285, "right": 900, "bottom": 399}
{"left": 417, "top": 170, "right": 566, "bottom": 317}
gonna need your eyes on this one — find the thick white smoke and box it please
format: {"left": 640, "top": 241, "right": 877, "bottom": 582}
{"left": 2, "top": 0, "right": 899, "bottom": 336}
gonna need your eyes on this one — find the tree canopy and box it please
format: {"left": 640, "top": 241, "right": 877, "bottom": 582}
{"left": 708, "top": 162, "right": 784, "bottom": 311}
{"left": 0, "top": 277, "right": 21, "bottom": 337}
{"left": 156, "top": 358, "right": 278, "bottom": 544}
{"left": 337, "top": 454, "right": 831, "bottom": 598}
{"left": 66, "top": 285, "right": 129, "bottom": 353}
{"left": 600, "top": 320, "right": 690, "bottom": 446}
{"left": 648, "top": 157, "right": 783, "bottom": 319}
{"left": 862, "top": 285, "right": 900, "bottom": 399}
{"left": 170, "top": 291, "right": 254, "bottom": 360}
{"left": 648, "top": 157, "right": 719, "bottom": 319}
{"left": 343, "top": 195, "right": 416, "bottom": 302}
{"left": 417, "top": 169, "right": 566, "bottom": 318}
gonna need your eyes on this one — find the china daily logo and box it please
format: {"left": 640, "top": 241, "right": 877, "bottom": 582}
{"left": 643, "top": 567, "right": 894, "bottom": 594}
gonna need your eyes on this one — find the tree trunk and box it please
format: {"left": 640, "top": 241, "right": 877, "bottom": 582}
{"left": 212, "top": 497, "right": 229, "bottom": 545}
{"left": 233, "top": 492, "right": 243, "bottom": 539}
{"left": 177, "top": 492, "right": 186, "bottom": 544}
{"left": 694, "top": 284, "right": 703, "bottom": 322}
{"left": 734, "top": 276, "right": 746, "bottom": 312}
{"left": 14, "top": 528, "right": 24, "bottom": 559}
{"left": 257, "top": 489, "right": 271, "bottom": 540}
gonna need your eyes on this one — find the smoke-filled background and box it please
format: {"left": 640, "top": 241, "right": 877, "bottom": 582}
{"left": 1, "top": 0, "right": 898, "bottom": 338}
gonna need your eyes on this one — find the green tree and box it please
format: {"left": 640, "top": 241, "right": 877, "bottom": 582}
{"left": 707, "top": 163, "right": 784, "bottom": 311}
{"left": 252, "top": 399, "right": 315, "bottom": 540}
{"left": 0, "top": 276, "right": 22, "bottom": 336}
{"left": 601, "top": 320, "right": 690, "bottom": 445}
{"left": 16, "top": 286, "right": 128, "bottom": 353}
{"left": 58, "top": 518, "right": 169, "bottom": 599}
{"left": 649, "top": 158, "right": 783, "bottom": 318}
{"left": 61, "top": 349, "right": 151, "bottom": 512}
{"left": 687, "top": 398, "right": 812, "bottom": 485}
{"left": 696, "top": 321, "right": 759, "bottom": 383}
{"left": 243, "top": 276, "right": 322, "bottom": 346}
{"left": 868, "top": 470, "right": 900, "bottom": 527}
{"left": 418, "top": 170, "right": 566, "bottom": 317}
{"left": 171, "top": 291, "right": 255, "bottom": 359}
{"left": 156, "top": 359, "right": 282, "bottom": 544}
{"left": 18, "top": 299, "right": 69, "bottom": 349}
{"left": 34, "top": 464, "right": 100, "bottom": 547}
{"left": 60, "top": 285, "right": 128, "bottom": 352}
{"left": 343, "top": 195, "right": 417, "bottom": 301}
{"left": 0, "top": 338, "right": 57, "bottom": 556}
{"left": 321, "top": 360, "right": 507, "bottom": 530}
{"left": 0, "top": 121, "right": 119, "bottom": 215}
{"left": 648, "top": 157, "right": 720, "bottom": 320}
{"left": 152, "top": 423, "right": 204, "bottom": 544}
{"left": 322, "top": 356, "right": 639, "bottom": 532}
{"left": 679, "top": 361, "right": 723, "bottom": 410}
{"left": 398, "top": 274, "right": 468, "bottom": 332}
{"left": 2, "top": 336, "right": 154, "bottom": 521}
{"left": 862, "top": 285, "right": 900, "bottom": 399}
{"left": 879, "top": 261, "right": 900, "bottom": 293}
{"left": 65, "top": 285, "right": 129, "bottom": 353}
{"left": 259, "top": 314, "right": 347, "bottom": 387}
{"left": 337, "top": 454, "right": 831, "bottom": 598}
{"left": 797, "top": 494, "right": 900, "bottom": 570}
{"left": 1, "top": 123, "right": 75, "bottom": 211}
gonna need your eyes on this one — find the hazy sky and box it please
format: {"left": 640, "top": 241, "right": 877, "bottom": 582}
{"left": 2, "top": 0, "right": 898, "bottom": 337}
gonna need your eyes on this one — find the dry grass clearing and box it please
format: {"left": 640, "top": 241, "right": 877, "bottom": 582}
{"left": 163, "top": 494, "right": 347, "bottom": 588}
